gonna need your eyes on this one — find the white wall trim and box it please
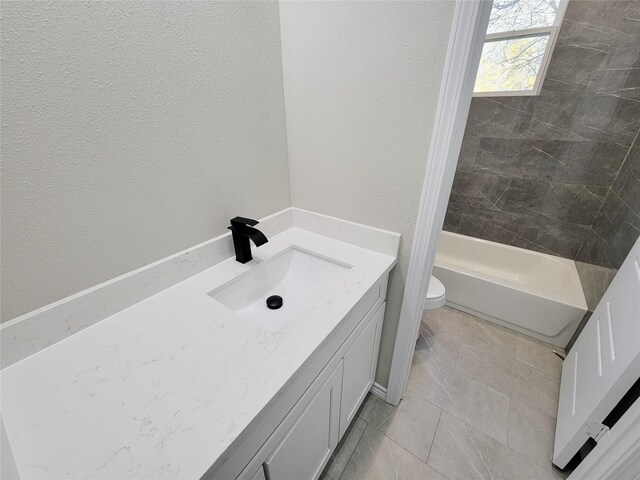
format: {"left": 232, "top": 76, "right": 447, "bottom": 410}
{"left": 385, "top": 0, "right": 493, "bottom": 406}
{"left": 369, "top": 382, "right": 387, "bottom": 401}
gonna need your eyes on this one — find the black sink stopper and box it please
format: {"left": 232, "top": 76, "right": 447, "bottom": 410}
{"left": 266, "top": 295, "right": 283, "bottom": 310}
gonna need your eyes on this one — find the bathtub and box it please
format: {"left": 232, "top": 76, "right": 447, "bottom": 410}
{"left": 433, "top": 231, "right": 588, "bottom": 347}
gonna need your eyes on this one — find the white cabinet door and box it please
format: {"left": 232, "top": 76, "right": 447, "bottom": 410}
{"left": 340, "top": 303, "right": 385, "bottom": 438}
{"left": 264, "top": 361, "right": 342, "bottom": 480}
{"left": 554, "top": 238, "right": 640, "bottom": 468}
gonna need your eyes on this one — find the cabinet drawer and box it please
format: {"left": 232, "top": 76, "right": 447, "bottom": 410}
{"left": 263, "top": 361, "right": 342, "bottom": 480}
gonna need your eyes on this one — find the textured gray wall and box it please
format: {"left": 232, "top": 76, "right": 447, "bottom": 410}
{"left": 1, "top": 2, "right": 291, "bottom": 321}
{"left": 444, "top": 0, "right": 640, "bottom": 278}
{"left": 279, "top": 1, "right": 455, "bottom": 387}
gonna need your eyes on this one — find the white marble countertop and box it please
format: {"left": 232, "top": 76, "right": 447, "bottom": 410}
{"left": 1, "top": 227, "right": 396, "bottom": 479}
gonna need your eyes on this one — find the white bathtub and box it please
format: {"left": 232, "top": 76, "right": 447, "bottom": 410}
{"left": 433, "top": 231, "right": 588, "bottom": 347}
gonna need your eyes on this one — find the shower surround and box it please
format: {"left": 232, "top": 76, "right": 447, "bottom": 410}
{"left": 444, "top": 0, "right": 640, "bottom": 307}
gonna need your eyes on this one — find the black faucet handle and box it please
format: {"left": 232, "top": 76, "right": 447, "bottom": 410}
{"left": 230, "top": 216, "right": 259, "bottom": 227}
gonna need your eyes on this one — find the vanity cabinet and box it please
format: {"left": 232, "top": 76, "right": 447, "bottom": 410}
{"left": 230, "top": 295, "right": 387, "bottom": 480}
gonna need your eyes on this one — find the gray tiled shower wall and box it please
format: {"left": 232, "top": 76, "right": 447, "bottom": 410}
{"left": 444, "top": 0, "right": 640, "bottom": 309}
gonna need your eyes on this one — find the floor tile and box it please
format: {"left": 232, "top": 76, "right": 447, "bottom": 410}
{"left": 508, "top": 400, "right": 558, "bottom": 470}
{"left": 455, "top": 341, "right": 561, "bottom": 418}
{"left": 516, "top": 334, "right": 564, "bottom": 378}
{"left": 510, "top": 359, "right": 561, "bottom": 418}
{"left": 329, "top": 307, "right": 568, "bottom": 480}
{"left": 474, "top": 316, "right": 518, "bottom": 358}
{"left": 427, "top": 412, "right": 558, "bottom": 480}
{"left": 340, "top": 425, "right": 446, "bottom": 480}
{"left": 409, "top": 354, "right": 510, "bottom": 444}
{"left": 324, "top": 417, "right": 367, "bottom": 480}
{"left": 419, "top": 306, "right": 517, "bottom": 368}
{"left": 455, "top": 344, "right": 516, "bottom": 397}
{"left": 418, "top": 313, "right": 466, "bottom": 368}
{"left": 359, "top": 390, "right": 441, "bottom": 462}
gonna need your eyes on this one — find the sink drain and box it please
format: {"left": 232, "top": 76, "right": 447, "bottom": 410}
{"left": 266, "top": 295, "right": 283, "bottom": 310}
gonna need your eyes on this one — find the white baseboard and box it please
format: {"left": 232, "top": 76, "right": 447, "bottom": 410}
{"left": 370, "top": 382, "right": 387, "bottom": 401}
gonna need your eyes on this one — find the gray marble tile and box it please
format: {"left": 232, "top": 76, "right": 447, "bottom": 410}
{"left": 449, "top": 170, "right": 511, "bottom": 211}
{"left": 474, "top": 316, "right": 518, "bottom": 359}
{"left": 511, "top": 224, "right": 587, "bottom": 259}
{"left": 583, "top": 229, "right": 615, "bottom": 269}
{"left": 340, "top": 425, "right": 446, "bottom": 480}
{"left": 501, "top": 179, "right": 605, "bottom": 225}
{"left": 458, "top": 138, "right": 628, "bottom": 188}
{"left": 510, "top": 359, "right": 561, "bottom": 419}
{"left": 455, "top": 345, "right": 516, "bottom": 398}
{"left": 543, "top": 52, "right": 606, "bottom": 94}
{"left": 523, "top": 93, "right": 640, "bottom": 147}
{"left": 597, "top": 68, "right": 640, "bottom": 102}
{"left": 324, "top": 417, "right": 367, "bottom": 480}
{"left": 574, "top": 95, "right": 640, "bottom": 147}
{"left": 563, "top": 0, "right": 640, "bottom": 39}
{"left": 457, "top": 136, "right": 482, "bottom": 167}
{"left": 409, "top": 354, "right": 510, "bottom": 444}
{"left": 575, "top": 260, "right": 617, "bottom": 310}
{"left": 589, "top": 184, "right": 640, "bottom": 270}
{"left": 418, "top": 307, "right": 516, "bottom": 368}
{"left": 447, "top": 211, "right": 520, "bottom": 246}
{"left": 455, "top": 340, "right": 563, "bottom": 420}
{"left": 543, "top": 36, "right": 608, "bottom": 94}
{"left": 427, "top": 412, "right": 558, "bottom": 480}
{"left": 444, "top": 202, "right": 595, "bottom": 260}
{"left": 508, "top": 400, "right": 558, "bottom": 470}
{"left": 358, "top": 389, "right": 441, "bottom": 462}
{"left": 612, "top": 145, "right": 640, "bottom": 202}
{"left": 515, "top": 334, "right": 564, "bottom": 378}
{"left": 509, "top": 234, "right": 559, "bottom": 256}
{"left": 418, "top": 308, "right": 477, "bottom": 368}
{"left": 528, "top": 140, "right": 627, "bottom": 187}
{"left": 512, "top": 107, "right": 586, "bottom": 141}
{"left": 615, "top": 145, "right": 640, "bottom": 216}
{"left": 415, "top": 318, "right": 461, "bottom": 369}
{"left": 464, "top": 98, "right": 520, "bottom": 138}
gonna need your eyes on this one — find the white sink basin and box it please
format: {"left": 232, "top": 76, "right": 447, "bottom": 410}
{"left": 208, "top": 247, "right": 352, "bottom": 334}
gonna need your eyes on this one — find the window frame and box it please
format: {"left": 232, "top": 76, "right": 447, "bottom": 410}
{"left": 473, "top": 0, "right": 569, "bottom": 97}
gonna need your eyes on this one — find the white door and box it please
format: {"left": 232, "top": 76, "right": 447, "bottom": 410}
{"left": 554, "top": 237, "right": 640, "bottom": 468}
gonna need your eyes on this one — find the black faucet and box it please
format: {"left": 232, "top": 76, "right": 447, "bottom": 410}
{"left": 228, "top": 216, "right": 268, "bottom": 264}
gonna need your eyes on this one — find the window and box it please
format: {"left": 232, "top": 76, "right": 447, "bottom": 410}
{"left": 473, "top": 0, "right": 568, "bottom": 96}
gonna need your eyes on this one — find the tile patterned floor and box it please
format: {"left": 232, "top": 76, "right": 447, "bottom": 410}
{"left": 322, "top": 306, "right": 570, "bottom": 480}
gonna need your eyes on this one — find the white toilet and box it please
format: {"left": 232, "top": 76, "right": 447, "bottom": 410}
{"left": 424, "top": 275, "right": 446, "bottom": 310}
{"left": 417, "top": 275, "right": 446, "bottom": 341}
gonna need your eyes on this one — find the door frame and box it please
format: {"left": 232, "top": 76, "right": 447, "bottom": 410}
{"left": 385, "top": 0, "right": 492, "bottom": 405}
{"left": 567, "top": 397, "right": 640, "bottom": 480}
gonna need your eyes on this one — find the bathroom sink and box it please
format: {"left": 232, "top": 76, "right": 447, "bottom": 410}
{"left": 208, "top": 247, "right": 352, "bottom": 333}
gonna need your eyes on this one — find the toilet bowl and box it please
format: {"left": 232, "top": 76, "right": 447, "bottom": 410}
{"left": 418, "top": 275, "right": 446, "bottom": 341}
{"left": 424, "top": 275, "right": 446, "bottom": 310}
